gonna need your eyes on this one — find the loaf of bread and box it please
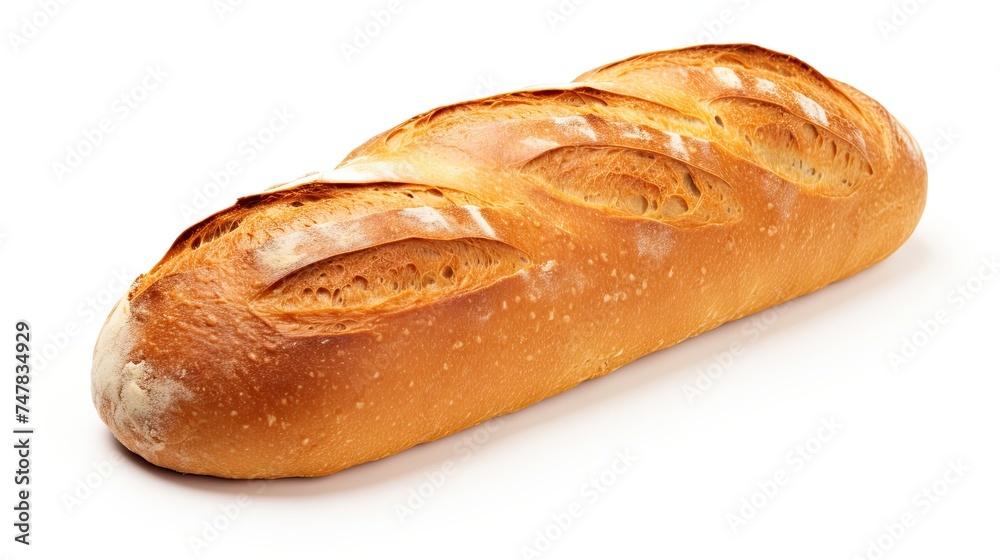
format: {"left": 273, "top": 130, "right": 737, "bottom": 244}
{"left": 91, "top": 44, "right": 926, "bottom": 479}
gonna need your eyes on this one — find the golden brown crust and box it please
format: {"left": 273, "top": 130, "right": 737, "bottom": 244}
{"left": 91, "top": 44, "right": 926, "bottom": 478}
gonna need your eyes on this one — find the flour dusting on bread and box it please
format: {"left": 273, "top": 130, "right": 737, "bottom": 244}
{"left": 794, "top": 91, "right": 829, "bottom": 125}
{"left": 712, "top": 66, "right": 742, "bottom": 88}
{"left": 92, "top": 298, "right": 193, "bottom": 456}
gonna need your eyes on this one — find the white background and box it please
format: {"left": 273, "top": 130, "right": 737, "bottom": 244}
{"left": 2, "top": 1, "right": 998, "bottom": 559}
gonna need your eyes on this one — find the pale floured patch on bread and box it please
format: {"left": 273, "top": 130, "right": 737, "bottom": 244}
{"left": 91, "top": 297, "right": 193, "bottom": 457}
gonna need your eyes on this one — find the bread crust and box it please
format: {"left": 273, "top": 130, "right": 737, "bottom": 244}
{"left": 91, "top": 44, "right": 926, "bottom": 478}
